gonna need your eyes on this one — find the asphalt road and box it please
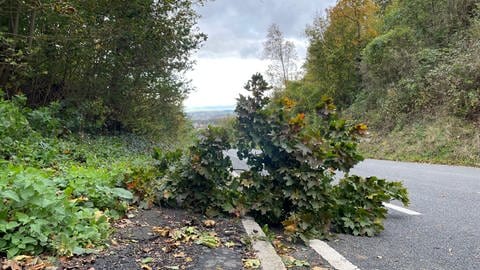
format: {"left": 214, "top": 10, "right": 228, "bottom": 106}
{"left": 329, "top": 159, "right": 480, "bottom": 270}
{"left": 226, "top": 152, "right": 480, "bottom": 270}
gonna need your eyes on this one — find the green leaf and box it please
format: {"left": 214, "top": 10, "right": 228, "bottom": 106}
{"left": 7, "top": 247, "right": 20, "bottom": 258}
{"left": 15, "top": 212, "right": 31, "bottom": 224}
{"left": 141, "top": 257, "right": 154, "bottom": 264}
{"left": 6, "top": 221, "right": 20, "bottom": 231}
{"left": 1, "top": 190, "right": 20, "bottom": 202}
{"left": 111, "top": 188, "right": 133, "bottom": 199}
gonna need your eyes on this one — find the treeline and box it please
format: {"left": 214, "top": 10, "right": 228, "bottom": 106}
{"left": 282, "top": 0, "right": 480, "bottom": 131}
{"left": 0, "top": 0, "right": 205, "bottom": 136}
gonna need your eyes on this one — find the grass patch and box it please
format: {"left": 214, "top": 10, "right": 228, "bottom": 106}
{"left": 360, "top": 116, "right": 480, "bottom": 167}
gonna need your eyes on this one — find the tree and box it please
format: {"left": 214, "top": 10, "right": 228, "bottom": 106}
{"left": 382, "top": 0, "right": 478, "bottom": 46}
{"left": 304, "top": 0, "right": 380, "bottom": 108}
{"left": 0, "top": 0, "right": 206, "bottom": 136}
{"left": 262, "top": 23, "right": 299, "bottom": 89}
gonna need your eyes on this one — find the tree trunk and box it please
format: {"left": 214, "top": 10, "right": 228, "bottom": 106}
{"left": 13, "top": 1, "right": 21, "bottom": 36}
{"left": 28, "top": 9, "right": 36, "bottom": 48}
{"left": 279, "top": 42, "right": 288, "bottom": 88}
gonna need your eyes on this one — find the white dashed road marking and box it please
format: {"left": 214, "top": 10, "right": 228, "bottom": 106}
{"left": 309, "top": 239, "right": 361, "bottom": 270}
{"left": 383, "top": 202, "right": 422, "bottom": 215}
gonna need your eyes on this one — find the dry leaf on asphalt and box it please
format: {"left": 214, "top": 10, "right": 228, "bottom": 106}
{"left": 140, "top": 264, "right": 152, "bottom": 270}
{"left": 152, "top": 226, "right": 170, "bottom": 237}
{"left": 312, "top": 267, "right": 329, "bottom": 270}
{"left": 202, "top": 219, "right": 216, "bottom": 227}
{"left": 243, "top": 258, "right": 261, "bottom": 269}
{"left": 173, "top": 252, "right": 186, "bottom": 258}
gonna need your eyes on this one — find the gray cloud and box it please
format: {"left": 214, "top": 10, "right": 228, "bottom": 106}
{"left": 195, "top": 0, "right": 336, "bottom": 59}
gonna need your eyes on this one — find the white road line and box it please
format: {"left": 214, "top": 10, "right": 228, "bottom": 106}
{"left": 383, "top": 202, "right": 422, "bottom": 216}
{"left": 309, "top": 239, "right": 360, "bottom": 270}
{"left": 241, "top": 217, "right": 286, "bottom": 270}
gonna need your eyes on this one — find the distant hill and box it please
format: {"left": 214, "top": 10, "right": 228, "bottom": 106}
{"left": 186, "top": 107, "right": 235, "bottom": 128}
{"left": 185, "top": 105, "right": 235, "bottom": 113}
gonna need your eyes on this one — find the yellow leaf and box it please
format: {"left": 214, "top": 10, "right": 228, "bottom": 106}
{"left": 173, "top": 252, "right": 186, "bottom": 258}
{"left": 243, "top": 258, "right": 261, "bottom": 269}
{"left": 163, "top": 190, "right": 172, "bottom": 199}
{"left": 152, "top": 226, "right": 170, "bottom": 237}
{"left": 284, "top": 223, "right": 297, "bottom": 234}
{"left": 202, "top": 219, "right": 216, "bottom": 228}
{"left": 141, "top": 264, "right": 152, "bottom": 270}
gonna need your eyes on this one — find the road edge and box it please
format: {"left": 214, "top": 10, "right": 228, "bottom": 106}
{"left": 241, "top": 217, "right": 286, "bottom": 270}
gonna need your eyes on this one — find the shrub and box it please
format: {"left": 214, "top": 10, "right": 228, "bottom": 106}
{"left": 0, "top": 94, "right": 32, "bottom": 160}
{"left": 0, "top": 93, "right": 64, "bottom": 167}
{"left": 27, "top": 102, "right": 61, "bottom": 137}
{"left": 333, "top": 176, "right": 409, "bottom": 236}
{"left": 60, "top": 99, "right": 111, "bottom": 133}
{"left": 58, "top": 166, "right": 133, "bottom": 218}
{"left": 0, "top": 93, "right": 163, "bottom": 258}
{"left": 123, "top": 164, "right": 161, "bottom": 209}
{"left": 0, "top": 166, "right": 110, "bottom": 257}
{"left": 157, "top": 126, "right": 238, "bottom": 216}
{"left": 362, "top": 27, "right": 417, "bottom": 87}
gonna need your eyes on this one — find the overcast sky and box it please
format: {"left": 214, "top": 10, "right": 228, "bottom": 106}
{"left": 184, "top": 0, "right": 336, "bottom": 110}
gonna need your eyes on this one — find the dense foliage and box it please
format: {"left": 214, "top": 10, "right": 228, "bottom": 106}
{"left": 159, "top": 74, "right": 409, "bottom": 241}
{"left": 356, "top": 0, "right": 480, "bottom": 128}
{"left": 333, "top": 175, "right": 408, "bottom": 236}
{"left": 301, "top": 0, "right": 480, "bottom": 122}
{"left": 1, "top": 0, "right": 205, "bottom": 136}
{"left": 304, "top": 0, "right": 379, "bottom": 109}
{"left": 280, "top": 0, "right": 480, "bottom": 165}
{"left": 0, "top": 94, "right": 160, "bottom": 257}
{"left": 157, "top": 127, "right": 238, "bottom": 216}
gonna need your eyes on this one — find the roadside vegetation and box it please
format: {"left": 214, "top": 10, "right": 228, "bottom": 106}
{"left": 273, "top": 0, "right": 480, "bottom": 166}
{"left": 1, "top": 0, "right": 205, "bottom": 138}
{"left": 0, "top": 0, "right": 202, "bottom": 261}
{"left": 359, "top": 116, "right": 480, "bottom": 167}
{"left": 3, "top": 0, "right": 478, "bottom": 267}
{"left": 0, "top": 93, "right": 162, "bottom": 257}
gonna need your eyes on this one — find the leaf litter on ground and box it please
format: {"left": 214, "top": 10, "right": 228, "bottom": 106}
{"left": 59, "top": 206, "right": 252, "bottom": 269}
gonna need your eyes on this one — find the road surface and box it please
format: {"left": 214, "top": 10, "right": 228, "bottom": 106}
{"left": 227, "top": 152, "right": 480, "bottom": 270}
{"left": 329, "top": 159, "right": 480, "bottom": 270}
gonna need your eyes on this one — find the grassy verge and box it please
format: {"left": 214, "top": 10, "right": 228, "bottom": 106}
{"left": 359, "top": 116, "right": 480, "bottom": 167}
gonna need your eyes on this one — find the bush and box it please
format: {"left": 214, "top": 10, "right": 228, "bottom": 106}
{"left": 27, "top": 102, "right": 61, "bottom": 137}
{"left": 0, "top": 166, "right": 110, "bottom": 257}
{"left": 0, "top": 93, "right": 63, "bottom": 166}
{"left": 0, "top": 94, "right": 163, "bottom": 257}
{"left": 58, "top": 166, "right": 133, "bottom": 219}
{"left": 123, "top": 164, "right": 162, "bottom": 209}
{"left": 157, "top": 126, "right": 238, "bottom": 216}
{"left": 159, "top": 74, "right": 409, "bottom": 241}
{"left": 333, "top": 176, "right": 409, "bottom": 236}
{"left": 0, "top": 94, "right": 33, "bottom": 160}
{"left": 60, "top": 99, "right": 111, "bottom": 133}
{"left": 362, "top": 27, "right": 417, "bottom": 87}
